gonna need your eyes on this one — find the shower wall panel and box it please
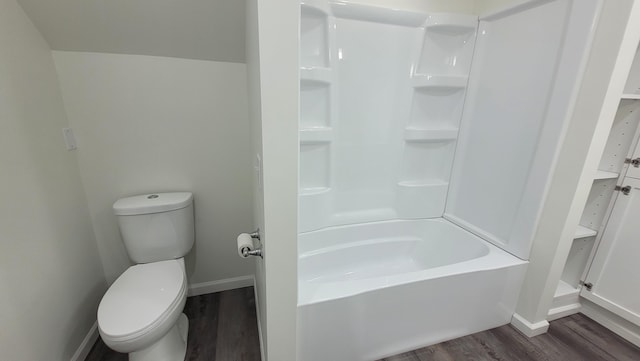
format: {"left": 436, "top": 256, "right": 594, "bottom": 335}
{"left": 299, "top": 0, "right": 477, "bottom": 232}
{"left": 445, "top": 0, "right": 603, "bottom": 260}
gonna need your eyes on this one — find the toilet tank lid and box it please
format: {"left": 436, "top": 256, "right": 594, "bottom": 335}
{"left": 113, "top": 192, "right": 193, "bottom": 216}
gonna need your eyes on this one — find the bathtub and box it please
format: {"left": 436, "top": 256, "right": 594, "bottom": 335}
{"left": 297, "top": 218, "right": 527, "bottom": 361}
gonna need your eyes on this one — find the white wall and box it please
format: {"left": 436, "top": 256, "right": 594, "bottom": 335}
{"left": 245, "top": 0, "right": 268, "bottom": 357}
{"left": 246, "top": 0, "right": 299, "bottom": 360}
{"left": 52, "top": 51, "right": 255, "bottom": 286}
{"left": 17, "top": 0, "right": 246, "bottom": 63}
{"left": 0, "top": 0, "right": 107, "bottom": 360}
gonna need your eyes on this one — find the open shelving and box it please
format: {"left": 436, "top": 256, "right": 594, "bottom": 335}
{"left": 621, "top": 93, "right": 640, "bottom": 100}
{"left": 594, "top": 170, "right": 619, "bottom": 180}
{"left": 574, "top": 225, "right": 597, "bottom": 239}
{"left": 551, "top": 46, "right": 640, "bottom": 320}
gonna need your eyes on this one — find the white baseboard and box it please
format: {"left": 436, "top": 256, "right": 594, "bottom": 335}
{"left": 510, "top": 313, "right": 550, "bottom": 337}
{"left": 187, "top": 275, "right": 254, "bottom": 297}
{"left": 581, "top": 299, "right": 640, "bottom": 348}
{"left": 547, "top": 303, "right": 582, "bottom": 322}
{"left": 70, "top": 321, "right": 99, "bottom": 361}
{"left": 253, "top": 278, "right": 266, "bottom": 361}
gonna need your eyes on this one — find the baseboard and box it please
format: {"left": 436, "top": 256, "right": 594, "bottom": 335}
{"left": 187, "top": 275, "right": 254, "bottom": 297}
{"left": 547, "top": 303, "right": 582, "bottom": 322}
{"left": 510, "top": 313, "right": 550, "bottom": 337}
{"left": 70, "top": 321, "right": 99, "bottom": 361}
{"left": 580, "top": 299, "right": 640, "bottom": 348}
{"left": 253, "top": 277, "right": 266, "bottom": 361}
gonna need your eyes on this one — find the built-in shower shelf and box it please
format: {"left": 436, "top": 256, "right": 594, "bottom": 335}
{"left": 404, "top": 127, "right": 458, "bottom": 141}
{"left": 300, "top": 128, "right": 333, "bottom": 143}
{"left": 330, "top": 2, "right": 426, "bottom": 27}
{"left": 300, "top": 67, "right": 332, "bottom": 83}
{"left": 398, "top": 180, "right": 449, "bottom": 187}
{"left": 300, "top": 187, "right": 331, "bottom": 196}
{"left": 594, "top": 170, "right": 619, "bottom": 180}
{"left": 574, "top": 225, "right": 597, "bottom": 239}
{"left": 330, "top": 208, "right": 399, "bottom": 228}
{"left": 411, "top": 75, "right": 467, "bottom": 90}
{"left": 301, "top": 0, "right": 330, "bottom": 15}
{"left": 424, "top": 14, "right": 478, "bottom": 35}
{"left": 621, "top": 93, "right": 640, "bottom": 100}
{"left": 396, "top": 181, "right": 449, "bottom": 217}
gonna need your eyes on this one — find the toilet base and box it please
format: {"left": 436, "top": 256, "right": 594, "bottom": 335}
{"left": 129, "top": 313, "right": 189, "bottom": 361}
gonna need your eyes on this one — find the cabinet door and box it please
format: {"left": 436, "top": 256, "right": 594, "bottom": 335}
{"left": 582, "top": 176, "right": 640, "bottom": 326}
{"left": 627, "top": 140, "right": 640, "bottom": 179}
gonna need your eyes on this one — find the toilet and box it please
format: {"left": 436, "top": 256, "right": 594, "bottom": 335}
{"left": 97, "top": 192, "right": 195, "bottom": 361}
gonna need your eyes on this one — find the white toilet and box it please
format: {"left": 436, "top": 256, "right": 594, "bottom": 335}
{"left": 97, "top": 192, "right": 195, "bottom": 361}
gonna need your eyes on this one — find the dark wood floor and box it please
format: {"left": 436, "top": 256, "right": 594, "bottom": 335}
{"left": 86, "top": 287, "right": 640, "bottom": 361}
{"left": 381, "top": 314, "right": 640, "bottom": 361}
{"left": 84, "top": 287, "right": 261, "bottom": 361}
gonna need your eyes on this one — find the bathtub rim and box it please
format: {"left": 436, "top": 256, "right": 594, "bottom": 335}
{"left": 297, "top": 217, "right": 528, "bottom": 306}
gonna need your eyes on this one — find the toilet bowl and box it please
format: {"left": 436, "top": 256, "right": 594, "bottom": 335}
{"left": 98, "top": 259, "right": 189, "bottom": 361}
{"left": 98, "top": 192, "right": 195, "bottom": 360}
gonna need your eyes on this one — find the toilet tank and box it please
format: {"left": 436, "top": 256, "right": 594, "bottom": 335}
{"left": 113, "top": 192, "right": 195, "bottom": 264}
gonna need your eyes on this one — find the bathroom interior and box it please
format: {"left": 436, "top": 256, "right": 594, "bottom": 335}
{"left": 2, "top": 0, "right": 640, "bottom": 360}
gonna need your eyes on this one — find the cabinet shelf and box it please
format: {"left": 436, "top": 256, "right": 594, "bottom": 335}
{"left": 574, "top": 225, "right": 597, "bottom": 239}
{"left": 555, "top": 279, "right": 581, "bottom": 298}
{"left": 594, "top": 170, "right": 619, "bottom": 180}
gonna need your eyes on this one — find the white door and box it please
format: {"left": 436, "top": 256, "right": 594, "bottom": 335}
{"left": 582, "top": 176, "right": 640, "bottom": 326}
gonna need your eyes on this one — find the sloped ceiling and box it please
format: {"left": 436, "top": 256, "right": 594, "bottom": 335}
{"left": 17, "top": 0, "right": 245, "bottom": 63}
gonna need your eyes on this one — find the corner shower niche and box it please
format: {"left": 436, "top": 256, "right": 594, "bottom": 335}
{"left": 299, "top": 2, "right": 477, "bottom": 232}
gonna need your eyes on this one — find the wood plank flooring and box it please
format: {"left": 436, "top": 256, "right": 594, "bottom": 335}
{"left": 381, "top": 314, "right": 640, "bottom": 361}
{"left": 86, "top": 287, "right": 640, "bottom": 361}
{"left": 84, "top": 287, "right": 261, "bottom": 361}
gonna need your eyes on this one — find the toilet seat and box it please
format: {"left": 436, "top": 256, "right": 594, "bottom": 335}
{"left": 98, "top": 259, "right": 186, "bottom": 344}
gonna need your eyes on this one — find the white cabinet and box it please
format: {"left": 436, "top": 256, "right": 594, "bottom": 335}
{"left": 549, "top": 99, "right": 640, "bottom": 321}
{"left": 581, "top": 176, "right": 640, "bottom": 326}
{"left": 542, "top": 7, "right": 640, "bottom": 344}
{"left": 549, "top": 104, "right": 640, "bottom": 331}
{"left": 549, "top": 55, "right": 640, "bottom": 321}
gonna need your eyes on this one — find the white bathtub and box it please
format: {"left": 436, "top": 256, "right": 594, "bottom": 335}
{"left": 297, "top": 218, "right": 527, "bottom": 361}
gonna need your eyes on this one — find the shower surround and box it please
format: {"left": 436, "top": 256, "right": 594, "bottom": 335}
{"left": 298, "top": 0, "right": 602, "bottom": 360}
